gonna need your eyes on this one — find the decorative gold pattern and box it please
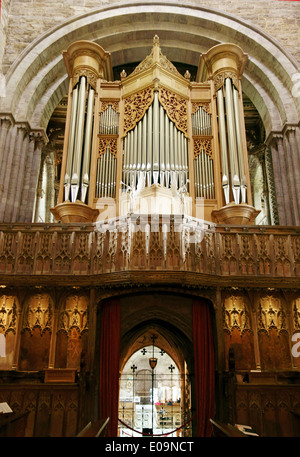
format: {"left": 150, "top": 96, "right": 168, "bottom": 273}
{"left": 123, "top": 87, "right": 154, "bottom": 134}
{"left": 192, "top": 102, "right": 211, "bottom": 114}
{"left": 73, "top": 68, "right": 98, "bottom": 89}
{"left": 213, "top": 71, "right": 239, "bottom": 92}
{"left": 129, "top": 35, "right": 182, "bottom": 79}
{"left": 57, "top": 295, "right": 88, "bottom": 336}
{"left": 223, "top": 296, "right": 252, "bottom": 335}
{"left": 100, "top": 100, "right": 120, "bottom": 113}
{"left": 0, "top": 295, "right": 17, "bottom": 335}
{"left": 158, "top": 88, "right": 188, "bottom": 135}
{"left": 193, "top": 137, "right": 213, "bottom": 158}
{"left": 257, "top": 296, "right": 287, "bottom": 334}
{"left": 22, "top": 294, "right": 52, "bottom": 335}
{"left": 293, "top": 298, "right": 300, "bottom": 331}
{"left": 98, "top": 135, "right": 118, "bottom": 157}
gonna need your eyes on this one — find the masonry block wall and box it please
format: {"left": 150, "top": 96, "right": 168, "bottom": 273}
{"left": 1, "top": 0, "right": 300, "bottom": 74}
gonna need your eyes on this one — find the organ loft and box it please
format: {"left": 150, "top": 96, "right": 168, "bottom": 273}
{"left": 51, "top": 36, "right": 259, "bottom": 226}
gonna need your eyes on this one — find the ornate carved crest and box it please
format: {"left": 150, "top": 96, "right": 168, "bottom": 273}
{"left": 158, "top": 88, "right": 188, "bottom": 135}
{"left": 129, "top": 35, "right": 182, "bottom": 79}
{"left": 100, "top": 100, "right": 120, "bottom": 113}
{"left": 193, "top": 137, "right": 212, "bottom": 158}
{"left": 98, "top": 135, "right": 118, "bottom": 157}
{"left": 123, "top": 87, "right": 154, "bottom": 134}
{"left": 73, "top": 68, "right": 98, "bottom": 90}
{"left": 192, "top": 102, "right": 211, "bottom": 114}
{"left": 213, "top": 71, "right": 239, "bottom": 92}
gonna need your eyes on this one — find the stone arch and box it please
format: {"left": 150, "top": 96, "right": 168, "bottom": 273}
{"left": 1, "top": 2, "right": 299, "bottom": 138}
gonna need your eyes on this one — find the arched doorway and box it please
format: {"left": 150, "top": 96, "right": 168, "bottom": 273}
{"left": 119, "top": 337, "right": 192, "bottom": 437}
{"left": 97, "top": 292, "right": 216, "bottom": 437}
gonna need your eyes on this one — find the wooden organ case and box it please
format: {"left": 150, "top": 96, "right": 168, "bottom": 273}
{"left": 51, "top": 36, "right": 259, "bottom": 225}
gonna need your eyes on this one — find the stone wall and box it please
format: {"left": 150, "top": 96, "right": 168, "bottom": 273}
{"left": 1, "top": 0, "right": 300, "bottom": 75}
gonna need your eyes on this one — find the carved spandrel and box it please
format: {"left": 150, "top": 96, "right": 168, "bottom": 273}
{"left": 158, "top": 87, "right": 188, "bottom": 136}
{"left": 98, "top": 136, "right": 117, "bottom": 157}
{"left": 193, "top": 137, "right": 212, "bottom": 158}
{"left": 123, "top": 87, "right": 154, "bottom": 135}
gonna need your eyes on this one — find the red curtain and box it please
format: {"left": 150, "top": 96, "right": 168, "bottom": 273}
{"left": 99, "top": 298, "right": 121, "bottom": 437}
{"left": 193, "top": 299, "right": 215, "bottom": 437}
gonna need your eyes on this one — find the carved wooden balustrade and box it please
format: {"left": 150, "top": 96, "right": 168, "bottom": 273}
{"left": 0, "top": 217, "right": 299, "bottom": 287}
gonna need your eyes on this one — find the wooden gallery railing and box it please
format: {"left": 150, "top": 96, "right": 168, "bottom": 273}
{"left": 0, "top": 217, "right": 298, "bottom": 286}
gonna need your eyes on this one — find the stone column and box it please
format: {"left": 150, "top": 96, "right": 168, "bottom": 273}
{"left": 18, "top": 134, "right": 36, "bottom": 221}
{"left": 264, "top": 146, "right": 279, "bottom": 225}
{"left": 268, "top": 135, "right": 287, "bottom": 225}
{"left": 26, "top": 132, "right": 47, "bottom": 222}
{"left": 0, "top": 116, "right": 13, "bottom": 173}
{"left": 285, "top": 126, "right": 300, "bottom": 218}
{"left": 283, "top": 130, "right": 300, "bottom": 225}
{"left": 45, "top": 152, "right": 55, "bottom": 223}
{"left": 0, "top": 123, "right": 18, "bottom": 220}
{"left": 3, "top": 123, "right": 29, "bottom": 222}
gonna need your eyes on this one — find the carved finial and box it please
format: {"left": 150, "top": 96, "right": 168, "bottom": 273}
{"left": 153, "top": 35, "right": 160, "bottom": 46}
{"left": 184, "top": 70, "right": 191, "bottom": 80}
{"left": 120, "top": 69, "right": 127, "bottom": 79}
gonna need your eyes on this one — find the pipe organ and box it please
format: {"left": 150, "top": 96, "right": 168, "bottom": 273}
{"left": 51, "top": 37, "right": 259, "bottom": 225}
{"left": 122, "top": 91, "right": 189, "bottom": 191}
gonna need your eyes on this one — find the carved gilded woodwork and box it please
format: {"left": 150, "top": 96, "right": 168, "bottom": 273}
{"left": 0, "top": 295, "right": 17, "bottom": 335}
{"left": 0, "top": 225, "right": 299, "bottom": 287}
{"left": 98, "top": 135, "right": 118, "bottom": 157}
{"left": 193, "top": 137, "right": 213, "bottom": 158}
{"left": 73, "top": 67, "right": 98, "bottom": 90}
{"left": 213, "top": 71, "right": 239, "bottom": 92}
{"left": 158, "top": 87, "right": 188, "bottom": 135}
{"left": 129, "top": 34, "right": 182, "bottom": 80}
{"left": 100, "top": 100, "right": 120, "bottom": 113}
{"left": 223, "top": 296, "right": 252, "bottom": 335}
{"left": 123, "top": 87, "right": 154, "bottom": 134}
{"left": 257, "top": 296, "right": 287, "bottom": 334}
{"left": 293, "top": 298, "right": 300, "bottom": 331}
{"left": 22, "top": 294, "right": 52, "bottom": 335}
{"left": 192, "top": 102, "right": 211, "bottom": 114}
{"left": 57, "top": 295, "right": 88, "bottom": 336}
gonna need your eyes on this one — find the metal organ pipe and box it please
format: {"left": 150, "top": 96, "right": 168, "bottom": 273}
{"left": 160, "top": 104, "right": 165, "bottom": 187}
{"left": 192, "top": 106, "right": 215, "bottom": 200}
{"left": 147, "top": 104, "right": 153, "bottom": 186}
{"left": 216, "top": 89, "right": 230, "bottom": 204}
{"left": 233, "top": 87, "right": 247, "bottom": 202}
{"left": 96, "top": 105, "right": 119, "bottom": 197}
{"left": 122, "top": 98, "right": 189, "bottom": 193}
{"left": 81, "top": 86, "right": 95, "bottom": 203}
{"left": 142, "top": 111, "right": 147, "bottom": 175}
{"left": 165, "top": 111, "right": 170, "bottom": 188}
{"left": 225, "top": 78, "right": 241, "bottom": 204}
{"left": 153, "top": 92, "right": 159, "bottom": 183}
{"left": 64, "top": 86, "right": 78, "bottom": 201}
{"left": 71, "top": 76, "right": 87, "bottom": 202}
